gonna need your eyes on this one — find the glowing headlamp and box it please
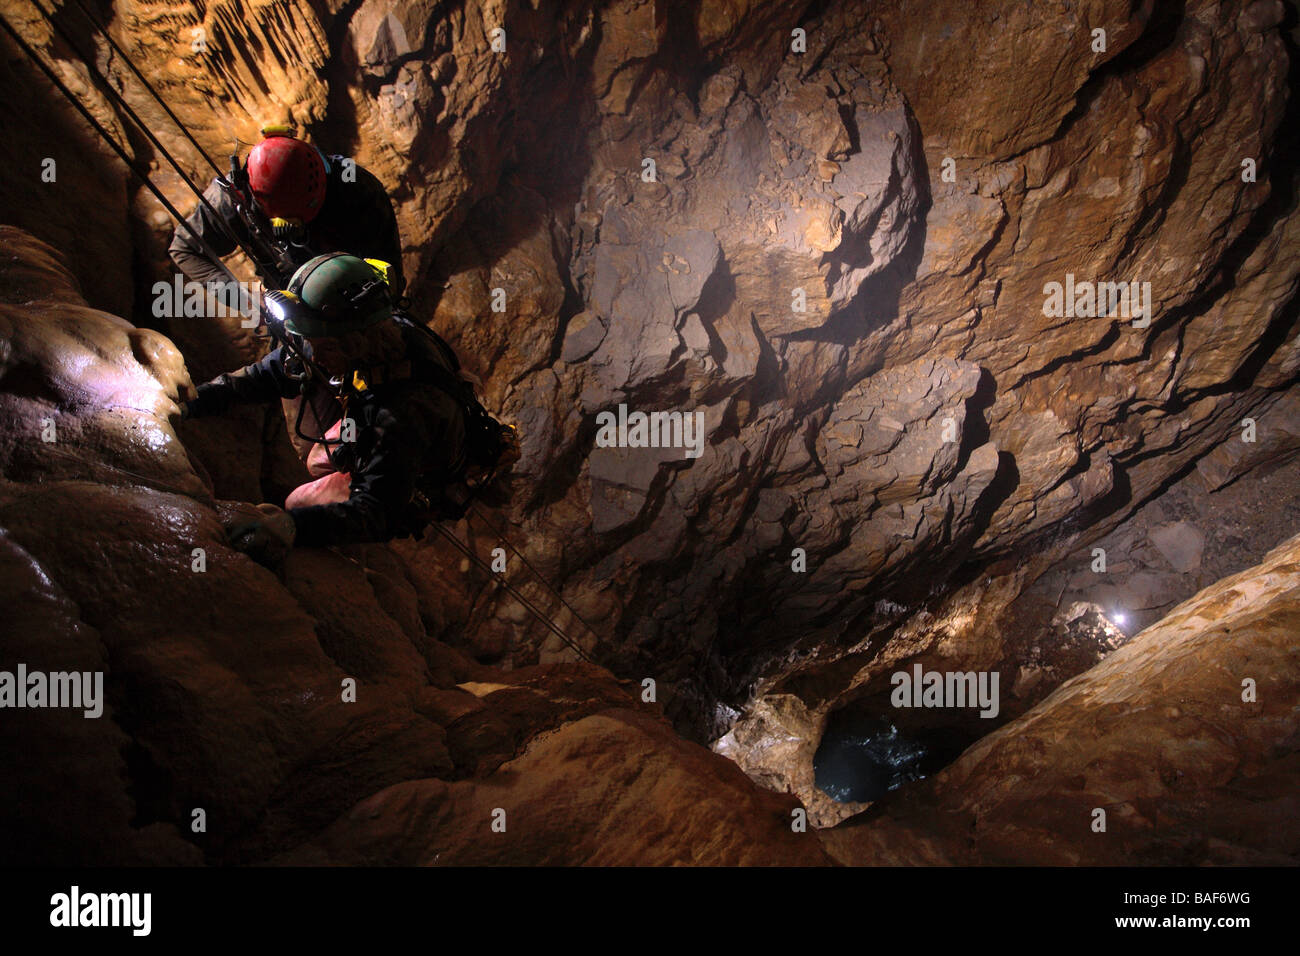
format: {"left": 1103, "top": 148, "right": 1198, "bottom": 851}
{"left": 261, "top": 289, "right": 298, "bottom": 326}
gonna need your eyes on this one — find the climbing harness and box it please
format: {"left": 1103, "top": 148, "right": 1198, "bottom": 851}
{"left": 1, "top": 3, "right": 609, "bottom": 663}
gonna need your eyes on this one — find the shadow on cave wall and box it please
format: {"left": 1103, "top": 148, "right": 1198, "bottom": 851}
{"left": 0, "top": 24, "right": 135, "bottom": 317}
{"left": 695, "top": 100, "right": 937, "bottom": 696}
{"left": 783, "top": 105, "right": 932, "bottom": 361}
{"left": 12, "top": 0, "right": 1297, "bottom": 751}
{"left": 989, "top": 2, "right": 1300, "bottom": 583}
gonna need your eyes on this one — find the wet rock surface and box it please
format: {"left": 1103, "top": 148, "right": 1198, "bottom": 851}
{"left": 0, "top": 232, "right": 829, "bottom": 865}
{"left": 0, "top": 0, "right": 1298, "bottom": 865}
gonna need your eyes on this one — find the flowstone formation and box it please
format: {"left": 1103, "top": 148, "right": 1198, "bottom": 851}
{"left": 0, "top": 229, "right": 828, "bottom": 865}
{"left": 0, "top": 0, "right": 1297, "bottom": 865}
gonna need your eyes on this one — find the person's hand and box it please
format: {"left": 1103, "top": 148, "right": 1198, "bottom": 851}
{"left": 220, "top": 502, "right": 297, "bottom": 567}
{"left": 173, "top": 383, "right": 198, "bottom": 421}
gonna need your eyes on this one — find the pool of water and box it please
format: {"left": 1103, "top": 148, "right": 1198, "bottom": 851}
{"left": 813, "top": 709, "right": 973, "bottom": 803}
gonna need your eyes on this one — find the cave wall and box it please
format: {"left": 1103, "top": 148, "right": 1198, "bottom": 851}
{"left": 0, "top": 0, "right": 1297, "bottom": 856}
{"left": 419, "top": 0, "right": 1298, "bottom": 735}
{"left": 0, "top": 227, "right": 830, "bottom": 865}
{"left": 822, "top": 528, "right": 1300, "bottom": 866}
{"left": 1, "top": 220, "right": 1292, "bottom": 865}
{"left": 7, "top": 4, "right": 1296, "bottom": 733}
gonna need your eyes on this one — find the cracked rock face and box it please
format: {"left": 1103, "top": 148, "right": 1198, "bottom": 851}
{"left": 0, "top": 231, "right": 828, "bottom": 865}
{"left": 8, "top": 2, "right": 1295, "bottom": 728}
{"left": 1, "top": 0, "right": 1298, "bottom": 864}
{"left": 822, "top": 530, "right": 1300, "bottom": 866}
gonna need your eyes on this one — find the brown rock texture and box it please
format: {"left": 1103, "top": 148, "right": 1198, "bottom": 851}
{"left": 283, "top": 708, "right": 829, "bottom": 865}
{"left": 0, "top": 230, "right": 828, "bottom": 866}
{"left": 822, "top": 529, "right": 1300, "bottom": 866}
{"left": 3, "top": 4, "right": 1295, "bottom": 735}
{"left": 0, "top": 0, "right": 1297, "bottom": 865}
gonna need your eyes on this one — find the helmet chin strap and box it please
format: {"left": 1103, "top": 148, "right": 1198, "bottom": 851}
{"left": 291, "top": 382, "right": 348, "bottom": 448}
{"left": 280, "top": 332, "right": 382, "bottom": 449}
{"left": 263, "top": 254, "right": 399, "bottom": 448}
{"left": 283, "top": 344, "right": 360, "bottom": 449}
{"left": 262, "top": 301, "right": 349, "bottom": 446}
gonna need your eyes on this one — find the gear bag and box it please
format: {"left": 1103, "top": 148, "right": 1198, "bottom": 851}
{"left": 390, "top": 314, "right": 517, "bottom": 531}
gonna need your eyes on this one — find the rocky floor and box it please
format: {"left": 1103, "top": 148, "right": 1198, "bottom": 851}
{"left": 788, "top": 454, "right": 1300, "bottom": 819}
{"left": 722, "top": 453, "right": 1300, "bottom": 826}
{"left": 1029, "top": 448, "right": 1300, "bottom": 636}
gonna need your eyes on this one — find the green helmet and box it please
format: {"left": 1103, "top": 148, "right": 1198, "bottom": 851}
{"left": 264, "top": 253, "right": 394, "bottom": 337}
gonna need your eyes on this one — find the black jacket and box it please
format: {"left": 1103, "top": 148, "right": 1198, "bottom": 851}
{"left": 188, "top": 322, "right": 467, "bottom": 546}
{"left": 169, "top": 154, "right": 404, "bottom": 292}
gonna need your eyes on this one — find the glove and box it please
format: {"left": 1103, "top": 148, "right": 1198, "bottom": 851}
{"left": 220, "top": 502, "right": 297, "bottom": 568}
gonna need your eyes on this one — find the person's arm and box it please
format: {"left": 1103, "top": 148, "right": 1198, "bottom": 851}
{"left": 168, "top": 179, "right": 242, "bottom": 286}
{"left": 183, "top": 347, "right": 301, "bottom": 419}
{"left": 289, "top": 404, "right": 422, "bottom": 546}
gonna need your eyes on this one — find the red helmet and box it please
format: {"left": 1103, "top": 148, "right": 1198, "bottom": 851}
{"left": 245, "top": 134, "right": 327, "bottom": 222}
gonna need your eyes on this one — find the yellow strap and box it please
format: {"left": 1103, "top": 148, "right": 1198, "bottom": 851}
{"left": 364, "top": 258, "right": 394, "bottom": 288}
{"left": 352, "top": 370, "right": 369, "bottom": 392}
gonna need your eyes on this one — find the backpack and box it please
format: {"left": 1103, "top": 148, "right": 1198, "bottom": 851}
{"left": 390, "top": 314, "right": 515, "bottom": 531}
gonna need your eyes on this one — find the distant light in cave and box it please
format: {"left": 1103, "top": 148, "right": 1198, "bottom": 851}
{"left": 1112, "top": 611, "right": 1128, "bottom": 626}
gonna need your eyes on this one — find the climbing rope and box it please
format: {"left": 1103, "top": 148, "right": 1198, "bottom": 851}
{"left": 0, "top": 9, "right": 238, "bottom": 284}
{"left": 38, "top": 442, "right": 603, "bottom": 667}
{"left": 467, "top": 502, "right": 606, "bottom": 648}
{"left": 37, "top": 442, "right": 601, "bottom": 663}
{"left": 29, "top": 442, "right": 199, "bottom": 498}
{"left": 430, "top": 522, "right": 597, "bottom": 664}
{"left": 23, "top": 0, "right": 266, "bottom": 279}
{"left": 1, "top": 7, "right": 603, "bottom": 667}
{"left": 64, "top": 0, "right": 224, "bottom": 178}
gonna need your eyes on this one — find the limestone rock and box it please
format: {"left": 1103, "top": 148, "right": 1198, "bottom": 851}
{"left": 283, "top": 710, "right": 832, "bottom": 866}
{"left": 1, "top": 0, "right": 1298, "bottom": 865}
{"left": 824, "top": 531, "right": 1300, "bottom": 865}
{"left": 0, "top": 229, "right": 828, "bottom": 866}
{"left": 560, "top": 311, "right": 606, "bottom": 364}
{"left": 1150, "top": 521, "right": 1207, "bottom": 573}
{"left": 8, "top": 3, "right": 1295, "bottom": 729}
